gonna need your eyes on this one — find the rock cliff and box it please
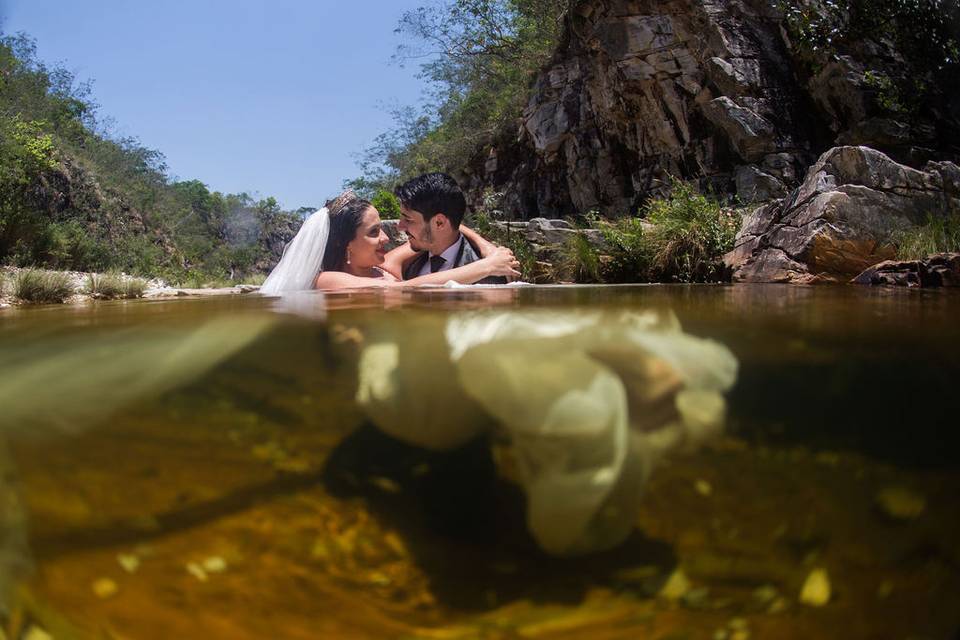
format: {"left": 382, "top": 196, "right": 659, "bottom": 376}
{"left": 460, "top": 0, "right": 958, "bottom": 225}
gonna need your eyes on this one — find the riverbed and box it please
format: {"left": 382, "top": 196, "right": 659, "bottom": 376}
{"left": 1, "top": 285, "right": 958, "bottom": 639}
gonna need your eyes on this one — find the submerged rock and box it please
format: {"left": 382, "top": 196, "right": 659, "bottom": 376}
{"left": 22, "top": 627, "right": 53, "bottom": 640}
{"left": 659, "top": 568, "right": 693, "bottom": 601}
{"left": 875, "top": 487, "right": 926, "bottom": 521}
{"left": 91, "top": 577, "right": 118, "bottom": 599}
{"left": 202, "top": 556, "right": 228, "bottom": 573}
{"left": 799, "top": 568, "right": 831, "bottom": 607}
{"left": 117, "top": 553, "right": 140, "bottom": 574}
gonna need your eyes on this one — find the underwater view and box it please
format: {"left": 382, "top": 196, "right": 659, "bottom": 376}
{"left": 1, "top": 285, "right": 959, "bottom": 639}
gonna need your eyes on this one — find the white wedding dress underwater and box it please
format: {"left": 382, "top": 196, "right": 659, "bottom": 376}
{"left": 356, "top": 308, "right": 738, "bottom": 556}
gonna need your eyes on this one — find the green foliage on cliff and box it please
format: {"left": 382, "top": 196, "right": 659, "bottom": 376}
{"left": 0, "top": 32, "right": 304, "bottom": 281}
{"left": 354, "top": 0, "right": 568, "bottom": 189}
{"left": 780, "top": 0, "right": 960, "bottom": 118}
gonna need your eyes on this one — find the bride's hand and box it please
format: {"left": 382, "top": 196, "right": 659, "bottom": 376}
{"left": 482, "top": 246, "right": 521, "bottom": 278}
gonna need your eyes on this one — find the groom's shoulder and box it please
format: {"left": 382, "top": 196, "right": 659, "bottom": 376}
{"left": 458, "top": 236, "right": 483, "bottom": 265}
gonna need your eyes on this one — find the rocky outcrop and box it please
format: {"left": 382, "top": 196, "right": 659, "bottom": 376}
{"left": 465, "top": 0, "right": 813, "bottom": 217}
{"left": 460, "top": 0, "right": 958, "bottom": 220}
{"left": 724, "top": 146, "right": 960, "bottom": 283}
{"left": 852, "top": 253, "right": 960, "bottom": 288}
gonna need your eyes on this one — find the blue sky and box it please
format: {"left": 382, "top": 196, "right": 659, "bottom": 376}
{"left": 0, "top": 0, "right": 432, "bottom": 209}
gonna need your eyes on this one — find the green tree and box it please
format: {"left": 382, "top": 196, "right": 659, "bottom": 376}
{"left": 355, "top": 0, "right": 568, "bottom": 186}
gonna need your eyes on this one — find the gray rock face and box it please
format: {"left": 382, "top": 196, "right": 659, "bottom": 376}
{"left": 725, "top": 146, "right": 960, "bottom": 283}
{"left": 460, "top": 0, "right": 957, "bottom": 224}
{"left": 735, "top": 165, "right": 788, "bottom": 203}
{"left": 491, "top": 218, "right": 607, "bottom": 249}
{"left": 380, "top": 219, "right": 407, "bottom": 251}
{"left": 462, "top": 0, "right": 814, "bottom": 217}
{"left": 702, "top": 97, "right": 778, "bottom": 162}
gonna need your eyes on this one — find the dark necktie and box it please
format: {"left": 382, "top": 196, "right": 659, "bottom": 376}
{"left": 430, "top": 255, "right": 446, "bottom": 273}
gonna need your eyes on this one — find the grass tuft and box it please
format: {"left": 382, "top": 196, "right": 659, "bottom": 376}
{"left": 896, "top": 213, "right": 960, "bottom": 259}
{"left": 12, "top": 269, "right": 75, "bottom": 303}
{"left": 557, "top": 231, "right": 602, "bottom": 283}
{"left": 85, "top": 273, "right": 147, "bottom": 299}
{"left": 120, "top": 277, "right": 148, "bottom": 299}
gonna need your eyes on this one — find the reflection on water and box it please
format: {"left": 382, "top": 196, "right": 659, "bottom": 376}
{"left": 1, "top": 286, "right": 959, "bottom": 639}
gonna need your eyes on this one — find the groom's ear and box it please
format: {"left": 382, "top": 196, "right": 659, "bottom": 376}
{"left": 432, "top": 213, "right": 450, "bottom": 230}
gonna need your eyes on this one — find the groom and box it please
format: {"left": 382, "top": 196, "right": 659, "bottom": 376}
{"left": 395, "top": 173, "right": 507, "bottom": 284}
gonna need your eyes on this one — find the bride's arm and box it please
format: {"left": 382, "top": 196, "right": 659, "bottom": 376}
{"left": 380, "top": 242, "right": 419, "bottom": 279}
{"left": 315, "top": 247, "right": 519, "bottom": 290}
{"left": 379, "top": 225, "right": 502, "bottom": 279}
{"left": 404, "top": 247, "right": 519, "bottom": 285}
{"left": 460, "top": 225, "right": 498, "bottom": 257}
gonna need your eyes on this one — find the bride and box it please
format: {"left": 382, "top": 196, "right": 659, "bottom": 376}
{"left": 260, "top": 191, "right": 519, "bottom": 294}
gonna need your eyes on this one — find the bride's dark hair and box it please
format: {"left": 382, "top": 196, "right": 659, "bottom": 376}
{"left": 322, "top": 193, "right": 374, "bottom": 272}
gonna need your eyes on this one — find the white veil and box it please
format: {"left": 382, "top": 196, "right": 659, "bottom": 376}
{"left": 259, "top": 207, "right": 330, "bottom": 295}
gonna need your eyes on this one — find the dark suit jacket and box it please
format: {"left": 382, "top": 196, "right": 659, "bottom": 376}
{"left": 402, "top": 235, "right": 508, "bottom": 284}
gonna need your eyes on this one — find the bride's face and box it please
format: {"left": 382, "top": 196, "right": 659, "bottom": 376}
{"left": 347, "top": 206, "right": 389, "bottom": 269}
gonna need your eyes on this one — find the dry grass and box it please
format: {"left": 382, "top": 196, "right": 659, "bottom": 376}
{"left": 896, "top": 213, "right": 960, "bottom": 259}
{"left": 12, "top": 269, "right": 75, "bottom": 304}
{"left": 85, "top": 273, "right": 147, "bottom": 299}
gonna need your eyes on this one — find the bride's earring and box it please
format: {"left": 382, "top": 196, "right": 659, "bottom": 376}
{"left": 346, "top": 249, "right": 352, "bottom": 265}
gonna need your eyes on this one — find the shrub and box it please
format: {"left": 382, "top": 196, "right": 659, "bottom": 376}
{"left": 120, "top": 276, "right": 147, "bottom": 298}
{"left": 85, "top": 272, "right": 123, "bottom": 299}
{"left": 243, "top": 272, "right": 268, "bottom": 286}
{"left": 642, "top": 182, "right": 740, "bottom": 283}
{"left": 46, "top": 220, "right": 112, "bottom": 271}
{"left": 896, "top": 213, "right": 960, "bottom": 258}
{"left": 501, "top": 233, "right": 539, "bottom": 282}
{"left": 598, "top": 217, "right": 651, "bottom": 283}
{"left": 468, "top": 209, "right": 539, "bottom": 281}
{"left": 12, "top": 269, "right": 74, "bottom": 303}
{"left": 85, "top": 272, "right": 147, "bottom": 299}
{"left": 371, "top": 189, "right": 401, "bottom": 220}
{"left": 557, "top": 231, "right": 602, "bottom": 283}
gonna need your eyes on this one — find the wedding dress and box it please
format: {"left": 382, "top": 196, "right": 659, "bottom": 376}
{"left": 356, "top": 309, "right": 738, "bottom": 556}
{"left": 259, "top": 207, "right": 330, "bottom": 295}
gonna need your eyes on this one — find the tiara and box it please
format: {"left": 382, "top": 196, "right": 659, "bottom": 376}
{"left": 325, "top": 189, "right": 359, "bottom": 215}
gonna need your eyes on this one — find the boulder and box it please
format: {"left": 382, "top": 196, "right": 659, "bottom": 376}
{"left": 726, "top": 146, "right": 960, "bottom": 283}
{"left": 380, "top": 219, "right": 407, "bottom": 251}
{"left": 853, "top": 253, "right": 960, "bottom": 287}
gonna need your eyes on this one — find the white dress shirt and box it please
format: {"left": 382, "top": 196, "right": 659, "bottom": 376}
{"left": 416, "top": 234, "right": 465, "bottom": 277}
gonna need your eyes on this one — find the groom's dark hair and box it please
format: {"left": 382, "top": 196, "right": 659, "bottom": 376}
{"left": 394, "top": 173, "right": 466, "bottom": 228}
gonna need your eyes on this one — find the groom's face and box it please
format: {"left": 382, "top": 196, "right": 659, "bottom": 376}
{"left": 398, "top": 205, "right": 433, "bottom": 251}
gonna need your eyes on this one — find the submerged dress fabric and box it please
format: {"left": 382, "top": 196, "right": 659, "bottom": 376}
{"left": 356, "top": 310, "right": 738, "bottom": 556}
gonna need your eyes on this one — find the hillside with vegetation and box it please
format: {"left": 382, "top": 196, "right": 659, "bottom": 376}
{"left": 0, "top": 33, "right": 305, "bottom": 284}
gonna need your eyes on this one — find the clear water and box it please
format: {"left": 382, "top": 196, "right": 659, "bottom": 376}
{"left": 1, "top": 285, "right": 959, "bottom": 639}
